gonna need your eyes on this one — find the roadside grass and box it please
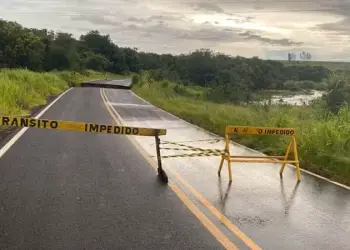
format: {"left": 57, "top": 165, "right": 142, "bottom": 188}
{"left": 0, "top": 69, "right": 122, "bottom": 116}
{"left": 133, "top": 75, "right": 350, "bottom": 186}
{"left": 0, "top": 69, "right": 123, "bottom": 133}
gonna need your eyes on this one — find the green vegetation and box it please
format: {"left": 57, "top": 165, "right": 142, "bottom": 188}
{"left": 1, "top": 18, "right": 350, "bottom": 184}
{"left": 0, "top": 69, "right": 118, "bottom": 116}
{"left": 0, "top": 18, "right": 333, "bottom": 92}
{"left": 281, "top": 60, "right": 350, "bottom": 71}
{"left": 133, "top": 73, "right": 350, "bottom": 186}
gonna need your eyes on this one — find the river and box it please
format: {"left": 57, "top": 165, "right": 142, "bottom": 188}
{"left": 261, "top": 90, "right": 325, "bottom": 106}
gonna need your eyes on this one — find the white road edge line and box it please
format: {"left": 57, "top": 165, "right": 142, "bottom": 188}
{"left": 0, "top": 88, "right": 73, "bottom": 159}
{"left": 128, "top": 90, "right": 350, "bottom": 191}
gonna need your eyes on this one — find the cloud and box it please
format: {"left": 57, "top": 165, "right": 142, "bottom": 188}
{"left": 127, "top": 17, "right": 148, "bottom": 23}
{"left": 227, "top": 16, "right": 255, "bottom": 24}
{"left": 1, "top": 0, "right": 349, "bottom": 60}
{"left": 127, "top": 15, "right": 185, "bottom": 25}
{"left": 71, "top": 15, "right": 121, "bottom": 26}
{"left": 316, "top": 17, "right": 350, "bottom": 34}
{"left": 148, "top": 15, "right": 184, "bottom": 22}
{"left": 240, "top": 31, "right": 303, "bottom": 46}
{"left": 178, "top": 28, "right": 241, "bottom": 42}
{"left": 192, "top": 2, "right": 224, "bottom": 13}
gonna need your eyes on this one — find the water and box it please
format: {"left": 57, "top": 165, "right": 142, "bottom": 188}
{"left": 261, "top": 90, "right": 325, "bottom": 106}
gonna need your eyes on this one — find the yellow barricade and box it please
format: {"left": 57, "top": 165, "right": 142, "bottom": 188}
{"left": 218, "top": 125, "right": 301, "bottom": 182}
{"left": 0, "top": 116, "right": 166, "bottom": 136}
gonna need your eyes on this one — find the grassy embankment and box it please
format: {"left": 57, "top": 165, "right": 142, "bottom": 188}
{"left": 0, "top": 69, "right": 123, "bottom": 131}
{"left": 132, "top": 74, "right": 350, "bottom": 186}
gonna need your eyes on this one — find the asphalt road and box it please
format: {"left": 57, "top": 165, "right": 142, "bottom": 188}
{"left": 2, "top": 79, "right": 350, "bottom": 250}
{"left": 0, "top": 87, "right": 223, "bottom": 249}
{"left": 103, "top": 86, "right": 350, "bottom": 250}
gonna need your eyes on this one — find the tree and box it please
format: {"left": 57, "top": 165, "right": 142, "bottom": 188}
{"left": 44, "top": 32, "right": 80, "bottom": 71}
{"left": 0, "top": 17, "right": 331, "bottom": 94}
{"left": 0, "top": 19, "right": 46, "bottom": 70}
{"left": 82, "top": 52, "right": 111, "bottom": 71}
{"left": 79, "top": 30, "right": 115, "bottom": 61}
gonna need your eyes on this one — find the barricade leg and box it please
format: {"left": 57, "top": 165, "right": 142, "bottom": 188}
{"left": 218, "top": 133, "right": 232, "bottom": 182}
{"left": 218, "top": 157, "right": 225, "bottom": 176}
{"left": 155, "top": 133, "right": 168, "bottom": 184}
{"left": 227, "top": 160, "right": 232, "bottom": 182}
{"left": 279, "top": 138, "right": 293, "bottom": 177}
{"left": 292, "top": 136, "right": 301, "bottom": 182}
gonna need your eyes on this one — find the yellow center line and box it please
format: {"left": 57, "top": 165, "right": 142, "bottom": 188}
{"left": 169, "top": 169, "right": 262, "bottom": 250}
{"left": 170, "top": 184, "right": 238, "bottom": 250}
{"left": 101, "top": 87, "right": 263, "bottom": 249}
{"left": 100, "top": 88, "right": 238, "bottom": 250}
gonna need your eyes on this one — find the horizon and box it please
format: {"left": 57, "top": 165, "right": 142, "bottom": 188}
{"left": 3, "top": 16, "right": 350, "bottom": 64}
{"left": 1, "top": 0, "right": 350, "bottom": 62}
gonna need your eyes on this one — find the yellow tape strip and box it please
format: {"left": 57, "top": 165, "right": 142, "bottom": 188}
{"left": 162, "top": 138, "right": 220, "bottom": 144}
{"left": 226, "top": 125, "right": 295, "bottom": 136}
{"left": 0, "top": 116, "right": 166, "bottom": 137}
{"left": 162, "top": 152, "right": 223, "bottom": 158}
{"left": 161, "top": 141, "right": 224, "bottom": 154}
{"left": 160, "top": 147, "right": 225, "bottom": 154}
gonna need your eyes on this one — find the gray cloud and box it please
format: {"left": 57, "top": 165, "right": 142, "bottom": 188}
{"left": 71, "top": 15, "right": 121, "bottom": 26}
{"left": 316, "top": 17, "right": 350, "bottom": 34}
{"left": 148, "top": 15, "right": 184, "bottom": 21}
{"left": 71, "top": 11, "right": 302, "bottom": 47}
{"left": 318, "top": 18, "right": 349, "bottom": 31}
{"left": 1, "top": 0, "right": 344, "bottom": 59}
{"left": 227, "top": 16, "right": 255, "bottom": 24}
{"left": 127, "top": 15, "right": 183, "bottom": 24}
{"left": 177, "top": 27, "right": 302, "bottom": 46}
{"left": 127, "top": 17, "right": 147, "bottom": 23}
{"left": 192, "top": 2, "right": 224, "bottom": 13}
{"left": 312, "top": 1, "right": 350, "bottom": 35}
{"left": 240, "top": 31, "right": 303, "bottom": 46}
{"left": 178, "top": 28, "right": 241, "bottom": 42}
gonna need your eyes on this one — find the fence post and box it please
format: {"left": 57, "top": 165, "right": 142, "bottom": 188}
{"left": 155, "top": 130, "right": 168, "bottom": 184}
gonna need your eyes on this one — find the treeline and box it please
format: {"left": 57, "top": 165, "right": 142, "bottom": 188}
{"left": 1, "top": 19, "right": 330, "bottom": 91}
{"left": 0, "top": 19, "right": 138, "bottom": 73}
{"left": 143, "top": 51, "right": 329, "bottom": 89}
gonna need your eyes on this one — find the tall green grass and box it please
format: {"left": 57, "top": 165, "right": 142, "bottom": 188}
{"left": 0, "top": 69, "right": 67, "bottom": 116}
{"left": 133, "top": 74, "right": 350, "bottom": 186}
{"left": 0, "top": 69, "right": 120, "bottom": 116}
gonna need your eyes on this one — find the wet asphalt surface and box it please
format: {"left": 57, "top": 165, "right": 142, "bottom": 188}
{"left": 0, "top": 87, "right": 223, "bottom": 249}
{"left": 104, "top": 86, "right": 350, "bottom": 250}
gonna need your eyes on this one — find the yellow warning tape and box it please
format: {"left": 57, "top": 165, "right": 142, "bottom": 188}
{"left": 161, "top": 141, "right": 224, "bottom": 154}
{"left": 162, "top": 152, "right": 223, "bottom": 158}
{"left": 0, "top": 116, "right": 166, "bottom": 136}
{"left": 162, "top": 138, "right": 221, "bottom": 144}
{"left": 160, "top": 147, "right": 224, "bottom": 154}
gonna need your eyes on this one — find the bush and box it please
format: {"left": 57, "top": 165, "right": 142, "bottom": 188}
{"left": 132, "top": 74, "right": 140, "bottom": 86}
{"left": 325, "top": 73, "right": 350, "bottom": 113}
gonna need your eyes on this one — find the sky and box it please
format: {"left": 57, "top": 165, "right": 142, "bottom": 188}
{"left": 1, "top": 0, "right": 350, "bottom": 61}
